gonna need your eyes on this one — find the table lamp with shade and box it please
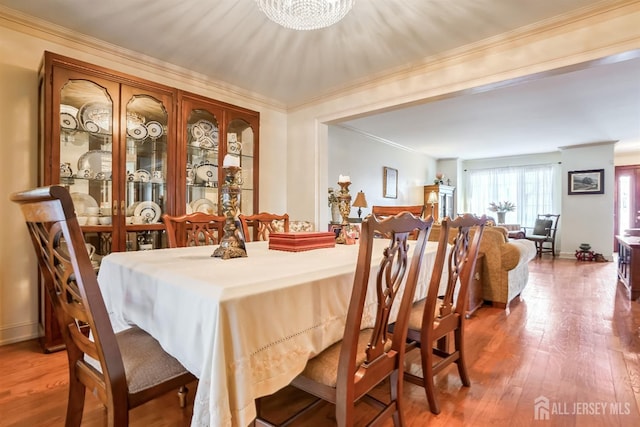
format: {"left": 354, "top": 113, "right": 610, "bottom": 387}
{"left": 352, "top": 191, "right": 368, "bottom": 221}
{"left": 427, "top": 190, "right": 438, "bottom": 221}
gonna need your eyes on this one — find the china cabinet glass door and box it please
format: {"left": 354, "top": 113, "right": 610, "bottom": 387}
{"left": 185, "top": 108, "right": 221, "bottom": 215}
{"left": 57, "top": 76, "right": 117, "bottom": 266}
{"left": 121, "top": 85, "right": 174, "bottom": 252}
{"left": 227, "top": 117, "right": 255, "bottom": 216}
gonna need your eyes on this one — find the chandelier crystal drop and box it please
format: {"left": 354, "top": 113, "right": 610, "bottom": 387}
{"left": 256, "top": 0, "right": 355, "bottom": 31}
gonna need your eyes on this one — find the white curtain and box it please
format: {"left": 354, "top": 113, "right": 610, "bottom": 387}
{"left": 464, "top": 164, "right": 557, "bottom": 227}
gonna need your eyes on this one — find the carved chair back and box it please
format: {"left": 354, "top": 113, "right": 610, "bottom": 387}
{"left": 163, "top": 212, "right": 226, "bottom": 248}
{"left": 238, "top": 212, "right": 289, "bottom": 242}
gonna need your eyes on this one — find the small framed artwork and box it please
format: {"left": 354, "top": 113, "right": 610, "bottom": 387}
{"left": 383, "top": 166, "right": 398, "bottom": 198}
{"left": 568, "top": 169, "right": 604, "bottom": 195}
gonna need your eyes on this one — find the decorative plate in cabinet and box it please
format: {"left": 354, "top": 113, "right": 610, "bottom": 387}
{"left": 79, "top": 102, "right": 111, "bottom": 134}
{"left": 77, "top": 150, "right": 112, "bottom": 177}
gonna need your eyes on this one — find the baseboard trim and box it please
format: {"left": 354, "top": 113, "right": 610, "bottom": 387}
{"left": 0, "top": 321, "right": 40, "bottom": 346}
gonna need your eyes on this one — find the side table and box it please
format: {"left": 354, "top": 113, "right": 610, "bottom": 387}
{"left": 616, "top": 235, "right": 640, "bottom": 299}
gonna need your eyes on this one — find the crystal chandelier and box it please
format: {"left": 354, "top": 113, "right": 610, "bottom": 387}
{"left": 255, "top": 0, "right": 355, "bottom": 31}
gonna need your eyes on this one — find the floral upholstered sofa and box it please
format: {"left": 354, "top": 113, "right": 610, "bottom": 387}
{"left": 272, "top": 219, "right": 314, "bottom": 233}
{"left": 429, "top": 224, "right": 536, "bottom": 308}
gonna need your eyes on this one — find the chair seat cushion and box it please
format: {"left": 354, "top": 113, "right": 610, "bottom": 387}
{"left": 407, "top": 298, "right": 443, "bottom": 331}
{"left": 299, "top": 328, "right": 392, "bottom": 388}
{"left": 527, "top": 234, "right": 550, "bottom": 241}
{"left": 116, "top": 327, "right": 192, "bottom": 394}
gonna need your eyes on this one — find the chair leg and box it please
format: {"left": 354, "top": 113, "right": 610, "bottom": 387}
{"left": 335, "top": 400, "right": 355, "bottom": 427}
{"left": 178, "top": 385, "right": 189, "bottom": 408}
{"left": 64, "top": 378, "right": 86, "bottom": 427}
{"left": 106, "top": 404, "right": 129, "bottom": 427}
{"left": 421, "top": 344, "right": 440, "bottom": 415}
{"left": 537, "top": 242, "right": 542, "bottom": 258}
{"left": 454, "top": 328, "right": 470, "bottom": 387}
{"left": 389, "top": 369, "right": 404, "bottom": 427}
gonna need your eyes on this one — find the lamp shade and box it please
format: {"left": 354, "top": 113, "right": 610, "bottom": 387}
{"left": 427, "top": 191, "right": 438, "bottom": 205}
{"left": 352, "top": 191, "right": 368, "bottom": 208}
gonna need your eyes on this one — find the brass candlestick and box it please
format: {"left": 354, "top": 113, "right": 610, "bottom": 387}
{"left": 212, "top": 166, "right": 247, "bottom": 259}
{"left": 336, "top": 181, "right": 352, "bottom": 244}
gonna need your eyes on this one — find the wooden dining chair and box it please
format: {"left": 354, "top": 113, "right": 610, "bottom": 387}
{"left": 163, "top": 211, "right": 226, "bottom": 248}
{"left": 238, "top": 212, "right": 289, "bottom": 242}
{"left": 401, "top": 213, "right": 487, "bottom": 414}
{"left": 10, "top": 186, "right": 196, "bottom": 427}
{"left": 371, "top": 205, "right": 426, "bottom": 239}
{"left": 256, "top": 211, "right": 434, "bottom": 427}
{"left": 370, "top": 205, "right": 425, "bottom": 219}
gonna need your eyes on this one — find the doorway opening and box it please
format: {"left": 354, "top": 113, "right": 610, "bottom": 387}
{"left": 615, "top": 165, "right": 640, "bottom": 248}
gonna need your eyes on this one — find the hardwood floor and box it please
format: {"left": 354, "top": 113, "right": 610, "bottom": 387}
{"left": 1, "top": 257, "right": 639, "bottom": 426}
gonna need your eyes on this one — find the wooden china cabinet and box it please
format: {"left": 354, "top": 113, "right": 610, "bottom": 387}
{"left": 423, "top": 184, "right": 455, "bottom": 223}
{"left": 38, "top": 51, "right": 259, "bottom": 351}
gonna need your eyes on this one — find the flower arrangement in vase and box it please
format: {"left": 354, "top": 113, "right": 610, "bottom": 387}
{"left": 488, "top": 201, "right": 516, "bottom": 224}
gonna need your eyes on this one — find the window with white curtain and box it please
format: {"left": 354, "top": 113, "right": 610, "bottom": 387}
{"left": 464, "top": 164, "right": 557, "bottom": 227}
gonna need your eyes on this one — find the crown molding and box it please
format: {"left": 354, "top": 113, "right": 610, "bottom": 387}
{"left": 290, "top": 0, "right": 640, "bottom": 112}
{"left": 336, "top": 124, "right": 417, "bottom": 153}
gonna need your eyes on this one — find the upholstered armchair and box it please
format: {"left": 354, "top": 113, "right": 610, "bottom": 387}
{"left": 428, "top": 225, "right": 536, "bottom": 308}
{"left": 478, "top": 226, "right": 536, "bottom": 308}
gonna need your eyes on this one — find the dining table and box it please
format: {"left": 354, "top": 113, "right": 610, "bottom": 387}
{"left": 97, "top": 239, "right": 446, "bottom": 427}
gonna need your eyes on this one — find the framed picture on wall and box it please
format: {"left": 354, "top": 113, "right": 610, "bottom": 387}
{"left": 568, "top": 169, "right": 604, "bottom": 195}
{"left": 383, "top": 167, "right": 398, "bottom": 198}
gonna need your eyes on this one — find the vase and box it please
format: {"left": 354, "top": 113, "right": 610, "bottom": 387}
{"left": 497, "top": 211, "right": 506, "bottom": 224}
{"left": 331, "top": 203, "right": 341, "bottom": 223}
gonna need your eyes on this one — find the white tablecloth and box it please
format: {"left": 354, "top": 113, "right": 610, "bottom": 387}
{"left": 97, "top": 240, "right": 444, "bottom": 427}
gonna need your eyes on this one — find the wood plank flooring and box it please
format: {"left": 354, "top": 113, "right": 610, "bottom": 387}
{"left": 1, "top": 257, "right": 639, "bottom": 426}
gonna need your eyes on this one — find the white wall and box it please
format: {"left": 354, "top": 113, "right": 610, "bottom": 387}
{"left": 560, "top": 143, "right": 616, "bottom": 259}
{"left": 0, "top": 19, "right": 287, "bottom": 345}
{"left": 327, "top": 125, "right": 436, "bottom": 222}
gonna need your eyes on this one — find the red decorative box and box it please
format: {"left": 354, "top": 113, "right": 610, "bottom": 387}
{"left": 268, "top": 232, "right": 336, "bottom": 252}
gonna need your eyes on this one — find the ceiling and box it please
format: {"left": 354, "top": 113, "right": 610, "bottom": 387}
{"left": 2, "top": 0, "right": 639, "bottom": 159}
{"left": 341, "top": 54, "right": 640, "bottom": 159}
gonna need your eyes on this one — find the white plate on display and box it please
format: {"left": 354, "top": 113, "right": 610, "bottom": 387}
{"left": 146, "top": 121, "right": 164, "bottom": 138}
{"left": 195, "top": 162, "right": 217, "bottom": 184}
{"left": 190, "top": 198, "right": 216, "bottom": 214}
{"left": 77, "top": 150, "right": 112, "bottom": 175}
{"left": 134, "top": 169, "right": 151, "bottom": 182}
{"left": 227, "top": 139, "right": 241, "bottom": 155}
{"left": 70, "top": 192, "right": 98, "bottom": 215}
{"left": 134, "top": 201, "right": 162, "bottom": 223}
{"left": 127, "top": 124, "right": 148, "bottom": 140}
{"left": 79, "top": 102, "right": 111, "bottom": 134}
{"left": 126, "top": 201, "right": 140, "bottom": 216}
{"left": 60, "top": 104, "right": 79, "bottom": 130}
{"left": 190, "top": 119, "right": 218, "bottom": 149}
